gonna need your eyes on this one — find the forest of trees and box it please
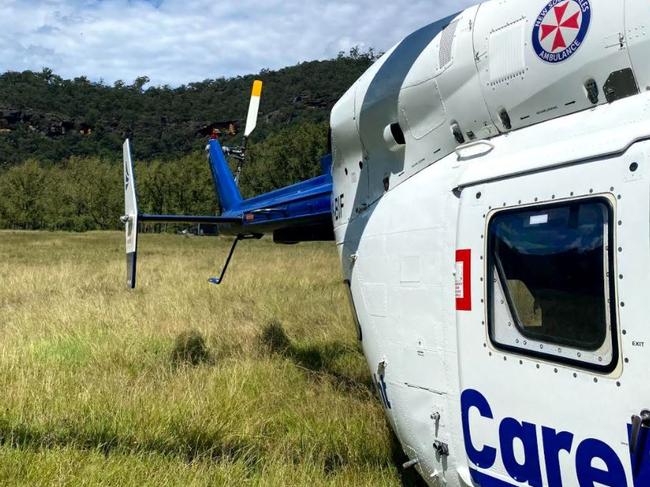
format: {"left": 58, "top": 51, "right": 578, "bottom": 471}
{"left": 0, "top": 50, "right": 376, "bottom": 231}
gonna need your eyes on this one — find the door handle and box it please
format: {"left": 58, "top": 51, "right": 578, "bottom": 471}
{"left": 631, "top": 409, "right": 650, "bottom": 453}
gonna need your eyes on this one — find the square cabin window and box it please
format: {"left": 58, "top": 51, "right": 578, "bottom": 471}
{"left": 487, "top": 198, "right": 618, "bottom": 372}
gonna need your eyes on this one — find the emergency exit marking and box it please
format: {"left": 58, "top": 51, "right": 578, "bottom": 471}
{"left": 632, "top": 341, "right": 645, "bottom": 348}
{"left": 456, "top": 249, "right": 472, "bottom": 311}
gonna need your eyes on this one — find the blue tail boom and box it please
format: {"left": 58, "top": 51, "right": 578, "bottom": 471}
{"left": 208, "top": 140, "right": 243, "bottom": 212}
{"left": 207, "top": 140, "right": 333, "bottom": 240}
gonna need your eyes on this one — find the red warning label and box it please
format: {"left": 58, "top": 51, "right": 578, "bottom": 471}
{"left": 456, "top": 249, "right": 472, "bottom": 311}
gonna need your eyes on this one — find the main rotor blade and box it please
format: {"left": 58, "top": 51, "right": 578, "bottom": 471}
{"left": 244, "top": 80, "right": 263, "bottom": 137}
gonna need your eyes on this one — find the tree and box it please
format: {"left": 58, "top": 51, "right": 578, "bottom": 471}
{"left": 0, "top": 160, "right": 49, "bottom": 229}
{"left": 132, "top": 76, "right": 150, "bottom": 92}
{"left": 241, "top": 121, "right": 328, "bottom": 197}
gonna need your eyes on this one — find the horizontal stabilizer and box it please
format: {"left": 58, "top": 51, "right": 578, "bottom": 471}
{"left": 138, "top": 214, "right": 241, "bottom": 224}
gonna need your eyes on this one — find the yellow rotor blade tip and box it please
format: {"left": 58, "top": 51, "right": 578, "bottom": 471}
{"left": 252, "top": 80, "right": 263, "bottom": 97}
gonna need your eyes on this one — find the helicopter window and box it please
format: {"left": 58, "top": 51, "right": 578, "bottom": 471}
{"left": 488, "top": 199, "right": 617, "bottom": 372}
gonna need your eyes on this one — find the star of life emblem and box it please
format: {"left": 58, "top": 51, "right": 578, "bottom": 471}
{"left": 532, "top": 0, "right": 591, "bottom": 63}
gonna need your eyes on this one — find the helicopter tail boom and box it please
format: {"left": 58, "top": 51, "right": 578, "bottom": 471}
{"left": 207, "top": 138, "right": 243, "bottom": 213}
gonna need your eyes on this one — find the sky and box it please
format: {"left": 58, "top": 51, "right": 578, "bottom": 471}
{"left": 0, "top": 0, "right": 475, "bottom": 87}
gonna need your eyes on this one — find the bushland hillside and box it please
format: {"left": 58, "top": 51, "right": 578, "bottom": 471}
{"left": 0, "top": 50, "right": 376, "bottom": 231}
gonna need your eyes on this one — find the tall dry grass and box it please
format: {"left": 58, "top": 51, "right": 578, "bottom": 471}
{"left": 0, "top": 231, "right": 404, "bottom": 486}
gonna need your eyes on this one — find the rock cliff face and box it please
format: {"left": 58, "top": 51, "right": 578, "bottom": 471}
{"left": 0, "top": 108, "right": 82, "bottom": 137}
{"left": 0, "top": 91, "right": 336, "bottom": 140}
{"left": 0, "top": 107, "right": 233, "bottom": 139}
{"left": 0, "top": 52, "right": 377, "bottom": 164}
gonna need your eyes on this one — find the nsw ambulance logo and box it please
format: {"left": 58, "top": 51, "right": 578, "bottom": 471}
{"left": 532, "top": 0, "right": 591, "bottom": 63}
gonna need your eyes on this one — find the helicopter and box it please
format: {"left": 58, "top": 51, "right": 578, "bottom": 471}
{"left": 122, "top": 0, "right": 650, "bottom": 484}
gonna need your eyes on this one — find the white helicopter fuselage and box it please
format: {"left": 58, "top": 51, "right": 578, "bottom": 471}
{"left": 330, "top": 0, "right": 650, "bottom": 485}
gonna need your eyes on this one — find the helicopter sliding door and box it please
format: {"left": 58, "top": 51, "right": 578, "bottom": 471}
{"left": 454, "top": 144, "right": 650, "bottom": 486}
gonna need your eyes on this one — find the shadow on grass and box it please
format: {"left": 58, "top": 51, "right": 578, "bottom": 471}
{"left": 0, "top": 322, "right": 424, "bottom": 482}
{"left": 258, "top": 320, "right": 374, "bottom": 395}
{"left": 0, "top": 417, "right": 259, "bottom": 468}
{"left": 170, "top": 330, "right": 213, "bottom": 367}
{"left": 0, "top": 418, "right": 400, "bottom": 480}
{"left": 259, "top": 321, "right": 430, "bottom": 486}
{"left": 390, "top": 431, "right": 429, "bottom": 487}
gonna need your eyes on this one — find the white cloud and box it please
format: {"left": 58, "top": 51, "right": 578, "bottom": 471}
{"left": 0, "top": 0, "right": 476, "bottom": 86}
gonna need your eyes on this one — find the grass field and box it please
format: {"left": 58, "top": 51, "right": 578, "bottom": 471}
{"left": 0, "top": 231, "right": 411, "bottom": 486}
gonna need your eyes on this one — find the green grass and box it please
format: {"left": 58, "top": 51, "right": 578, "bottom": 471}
{"left": 0, "top": 231, "right": 405, "bottom": 486}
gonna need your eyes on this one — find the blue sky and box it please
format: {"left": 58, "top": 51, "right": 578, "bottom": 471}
{"left": 0, "top": 0, "right": 474, "bottom": 86}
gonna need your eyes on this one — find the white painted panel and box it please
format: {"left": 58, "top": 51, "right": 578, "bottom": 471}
{"left": 399, "top": 78, "right": 446, "bottom": 140}
{"left": 400, "top": 256, "right": 422, "bottom": 284}
{"left": 362, "top": 283, "right": 388, "bottom": 318}
{"left": 626, "top": 0, "right": 650, "bottom": 91}
{"left": 488, "top": 18, "right": 526, "bottom": 85}
{"left": 474, "top": 0, "right": 633, "bottom": 132}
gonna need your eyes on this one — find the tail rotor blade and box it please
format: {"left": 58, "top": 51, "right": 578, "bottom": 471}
{"left": 244, "top": 80, "right": 263, "bottom": 137}
{"left": 122, "top": 139, "right": 139, "bottom": 289}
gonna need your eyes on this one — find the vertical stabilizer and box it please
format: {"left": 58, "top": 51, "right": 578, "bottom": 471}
{"left": 208, "top": 140, "right": 243, "bottom": 213}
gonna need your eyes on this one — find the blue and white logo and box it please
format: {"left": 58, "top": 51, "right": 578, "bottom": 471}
{"left": 461, "top": 389, "right": 650, "bottom": 487}
{"left": 532, "top": 0, "right": 591, "bottom": 64}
